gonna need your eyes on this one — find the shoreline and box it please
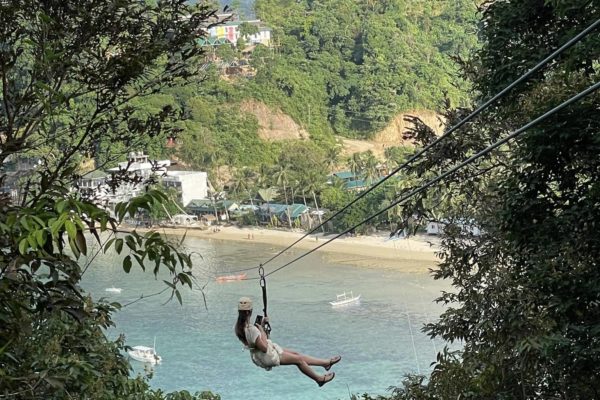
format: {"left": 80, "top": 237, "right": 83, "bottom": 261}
{"left": 136, "top": 225, "right": 442, "bottom": 273}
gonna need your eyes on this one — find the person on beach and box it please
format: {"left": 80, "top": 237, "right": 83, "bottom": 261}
{"left": 234, "top": 297, "right": 341, "bottom": 386}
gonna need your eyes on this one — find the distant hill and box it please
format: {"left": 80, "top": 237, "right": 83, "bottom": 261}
{"left": 187, "top": 1, "right": 255, "bottom": 18}
{"left": 220, "top": 0, "right": 255, "bottom": 18}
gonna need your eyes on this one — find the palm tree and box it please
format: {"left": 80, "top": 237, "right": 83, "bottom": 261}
{"left": 362, "top": 150, "right": 379, "bottom": 186}
{"left": 207, "top": 177, "right": 222, "bottom": 224}
{"left": 305, "top": 170, "right": 325, "bottom": 232}
{"left": 329, "top": 175, "right": 347, "bottom": 192}
{"left": 273, "top": 161, "right": 291, "bottom": 205}
{"left": 256, "top": 163, "right": 272, "bottom": 190}
{"left": 274, "top": 162, "right": 292, "bottom": 229}
{"left": 347, "top": 152, "right": 364, "bottom": 179}
{"left": 230, "top": 167, "right": 256, "bottom": 206}
{"left": 324, "top": 145, "right": 341, "bottom": 174}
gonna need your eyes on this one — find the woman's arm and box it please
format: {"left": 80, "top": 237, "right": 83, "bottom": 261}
{"left": 253, "top": 323, "right": 269, "bottom": 353}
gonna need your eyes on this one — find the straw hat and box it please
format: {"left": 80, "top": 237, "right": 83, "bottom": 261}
{"left": 238, "top": 297, "right": 253, "bottom": 311}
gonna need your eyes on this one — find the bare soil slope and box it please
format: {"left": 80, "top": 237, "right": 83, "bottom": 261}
{"left": 240, "top": 100, "right": 443, "bottom": 160}
{"left": 339, "top": 110, "right": 445, "bottom": 159}
{"left": 240, "top": 100, "right": 308, "bottom": 141}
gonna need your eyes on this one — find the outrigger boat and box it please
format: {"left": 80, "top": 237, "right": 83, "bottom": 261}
{"left": 215, "top": 272, "right": 247, "bottom": 282}
{"left": 127, "top": 338, "right": 161, "bottom": 364}
{"left": 330, "top": 291, "right": 361, "bottom": 307}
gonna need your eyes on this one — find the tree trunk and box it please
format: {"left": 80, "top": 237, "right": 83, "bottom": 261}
{"left": 312, "top": 190, "right": 324, "bottom": 233}
{"left": 212, "top": 199, "right": 219, "bottom": 225}
{"left": 285, "top": 206, "right": 293, "bottom": 230}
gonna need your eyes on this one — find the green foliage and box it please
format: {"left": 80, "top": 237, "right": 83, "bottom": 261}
{"left": 381, "top": 1, "right": 600, "bottom": 399}
{"left": 147, "top": 186, "right": 186, "bottom": 221}
{"left": 0, "top": 0, "right": 220, "bottom": 398}
{"left": 121, "top": 0, "right": 478, "bottom": 181}
{"left": 252, "top": 0, "right": 479, "bottom": 137}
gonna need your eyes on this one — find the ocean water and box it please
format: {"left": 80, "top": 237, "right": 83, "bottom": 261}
{"left": 82, "top": 236, "right": 451, "bottom": 400}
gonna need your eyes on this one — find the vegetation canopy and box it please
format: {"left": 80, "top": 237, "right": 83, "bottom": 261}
{"left": 355, "top": 1, "right": 600, "bottom": 399}
{"left": 0, "top": 1, "right": 220, "bottom": 398}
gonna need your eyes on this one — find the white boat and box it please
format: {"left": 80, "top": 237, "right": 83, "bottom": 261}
{"left": 127, "top": 345, "right": 162, "bottom": 364}
{"left": 105, "top": 287, "right": 122, "bottom": 293}
{"left": 329, "top": 291, "right": 361, "bottom": 307}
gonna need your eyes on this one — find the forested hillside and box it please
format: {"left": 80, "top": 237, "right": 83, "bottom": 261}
{"left": 251, "top": 0, "right": 478, "bottom": 138}
{"left": 126, "top": 0, "right": 478, "bottom": 184}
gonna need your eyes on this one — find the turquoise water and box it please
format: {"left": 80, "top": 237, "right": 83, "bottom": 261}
{"left": 83, "top": 236, "right": 450, "bottom": 400}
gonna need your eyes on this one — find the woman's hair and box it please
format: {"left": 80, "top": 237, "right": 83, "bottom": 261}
{"left": 235, "top": 310, "right": 252, "bottom": 345}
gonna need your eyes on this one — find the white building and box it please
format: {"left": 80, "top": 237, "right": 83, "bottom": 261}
{"left": 79, "top": 152, "right": 208, "bottom": 210}
{"left": 108, "top": 151, "right": 171, "bottom": 177}
{"left": 163, "top": 171, "right": 208, "bottom": 207}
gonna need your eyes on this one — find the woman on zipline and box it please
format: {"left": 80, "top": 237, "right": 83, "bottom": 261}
{"left": 234, "top": 297, "right": 341, "bottom": 386}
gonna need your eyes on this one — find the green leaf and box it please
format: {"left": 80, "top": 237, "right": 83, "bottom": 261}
{"left": 44, "top": 376, "right": 64, "bottom": 390}
{"left": 115, "top": 238, "right": 123, "bottom": 254}
{"left": 69, "top": 238, "right": 80, "bottom": 259}
{"left": 36, "top": 229, "right": 48, "bottom": 246}
{"left": 75, "top": 231, "right": 87, "bottom": 256}
{"left": 64, "top": 220, "right": 77, "bottom": 239}
{"left": 163, "top": 280, "right": 175, "bottom": 289}
{"left": 20, "top": 216, "right": 31, "bottom": 231}
{"left": 104, "top": 238, "right": 116, "bottom": 252}
{"left": 175, "top": 289, "right": 182, "bottom": 305}
{"left": 125, "top": 235, "right": 137, "bottom": 250}
{"left": 31, "top": 215, "right": 45, "bottom": 228}
{"left": 27, "top": 234, "right": 37, "bottom": 250}
{"left": 56, "top": 199, "right": 68, "bottom": 213}
{"left": 178, "top": 272, "right": 193, "bottom": 289}
{"left": 133, "top": 254, "right": 145, "bottom": 270}
{"left": 18, "top": 238, "right": 28, "bottom": 255}
{"left": 123, "top": 255, "right": 132, "bottom": 273}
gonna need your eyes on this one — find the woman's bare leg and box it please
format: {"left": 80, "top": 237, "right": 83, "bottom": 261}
{"left": 283, "top": 348, "right": 330, "bottom": 367}
{"left": 279, "top": 350, "right": 322, "bottom": 382}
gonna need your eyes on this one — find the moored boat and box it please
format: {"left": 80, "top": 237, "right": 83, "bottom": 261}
{"left": 215, "top": 272, "right": 247, "bottom": 282}
{"left": 127, "top": 345, "right": 162, "bottom": 364}
{"left": 329, "top": 291, "right": 361, "bottom": 307}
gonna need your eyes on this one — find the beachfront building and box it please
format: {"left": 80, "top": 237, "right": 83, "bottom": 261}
{"left": 162, "top": 171, "right": 208, "bottom": 207}
{"left": 108, "top": 151, "right": 171, "bottom": 177}
{"left": 79, "top": 170, "right": 109, "bottom": 198}
{"left": 257, "top": 203, "right": 309, "bottom": 226}
{"left": 186, "top": 199, "right": 239, "bottom": 222}
{"left": 328, "top": 171, "right": 368, "bottom": 192}
{"left": 77, "top": 152, "right": 209, "bottom": 212}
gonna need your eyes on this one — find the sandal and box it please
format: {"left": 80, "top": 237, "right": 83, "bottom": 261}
{"left": 325, "top": 355, "right": 342, "bottom": 371}
{"left": 317, "top": 372, "right": 335, "bottom": 387}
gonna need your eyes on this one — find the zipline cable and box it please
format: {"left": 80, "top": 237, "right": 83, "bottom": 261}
{"left": 250, "top": 18, "right": 600, "bottom": 272}
{"left": 216, "top": 18, "right": 599, "bottom": 277}
{"left": 260, "top": 80, "right": 600, "bottom": 278}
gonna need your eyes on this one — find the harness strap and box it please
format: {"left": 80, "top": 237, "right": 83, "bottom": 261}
{"left": 258, "top": 265, "right": 272, "bottom": 337}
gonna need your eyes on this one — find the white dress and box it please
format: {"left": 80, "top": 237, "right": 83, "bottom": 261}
{"left": 244, "top": 325, "right": 283, "bottom": 371}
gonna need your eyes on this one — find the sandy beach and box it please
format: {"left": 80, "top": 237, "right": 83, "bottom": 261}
{"left": 143, "top": 225, "right": 442, "bottom": 273}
